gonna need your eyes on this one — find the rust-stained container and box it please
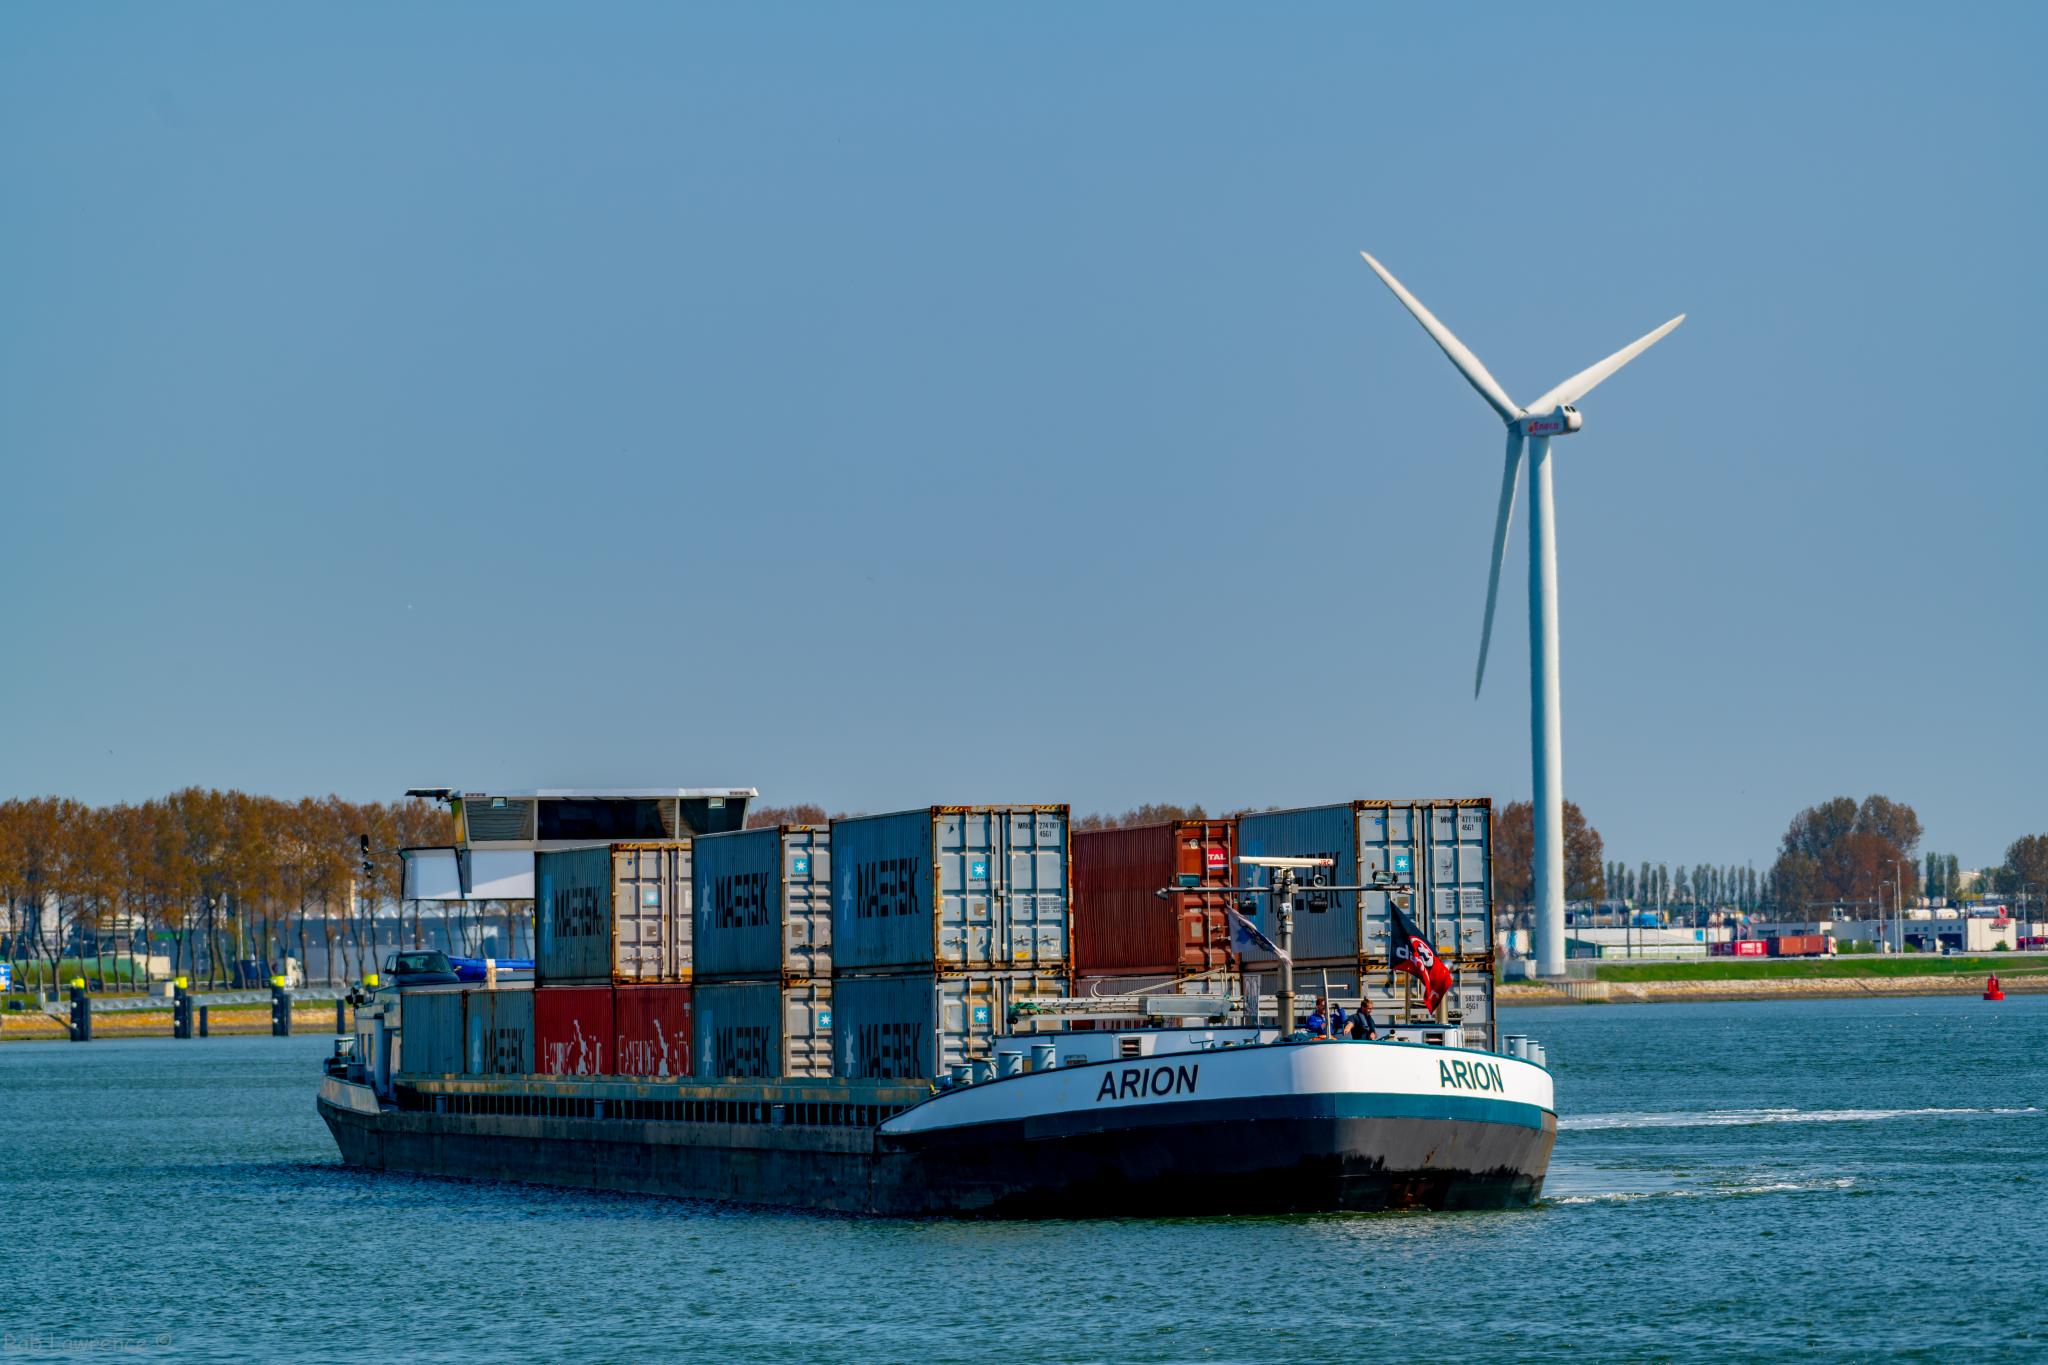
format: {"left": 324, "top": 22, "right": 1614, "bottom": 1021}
{"left": 534, "top": 985, "right": 614, "bottom": 1076}
{"left": 613, "top": 982, "right": 694, "bottom": 1077}
{"left": 534, "top": 842, "right": 693, "bottom": 984}
{"left": 1073, "top": 819, "right": 1237, "bottom": 977}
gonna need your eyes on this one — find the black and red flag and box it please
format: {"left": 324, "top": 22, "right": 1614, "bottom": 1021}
{"left": 1387, "top": 895, "right": 1454, "bottom": 1012}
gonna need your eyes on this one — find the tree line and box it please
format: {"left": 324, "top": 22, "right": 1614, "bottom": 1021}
{"left": 0, "top": 791, "right": 449, "bottom": 989}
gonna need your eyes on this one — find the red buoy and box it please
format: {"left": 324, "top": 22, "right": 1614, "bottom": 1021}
{"left": 1984, "top": 974, "right": 2005, "bottom": 1002}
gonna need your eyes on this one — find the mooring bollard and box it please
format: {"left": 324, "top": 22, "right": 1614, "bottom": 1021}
{"left": 271, "top": 977, "right": 292, "bottom": 1037}
{"left": 173, "top": 978, "right": 193, "bottom": 1039}
{"left": 68, "top": 979, "right": 92, "bottom": 1043}
{"left": 199, "top": 1004, "right": 210, "bottom": 1038}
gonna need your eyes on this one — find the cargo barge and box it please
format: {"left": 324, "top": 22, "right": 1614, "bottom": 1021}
{"left": 318, "top": 787, "right": 1557, "bottom": 1216}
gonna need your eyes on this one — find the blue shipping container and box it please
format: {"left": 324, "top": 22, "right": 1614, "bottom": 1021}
{"left": 832, "top": 971, "right": 1067, "bottom": 1080}
{"left": 397, "top": 988, "right": 465, "bottom": 1076}
{"left": 1235, "top": 800, "right": 1493, "bottom": 964}
{"left": 462, "top": 986, "right": 534, "bottom": 1075}
{"left": 692, "top": 826, "right": 831, "bottom": 982}
{"left": 830, "top": 807, "right": 1070, "bottom": 973}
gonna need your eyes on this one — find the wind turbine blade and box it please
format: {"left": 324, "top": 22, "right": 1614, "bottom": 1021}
{"left": 1360, "top": 251, "right": 1520, "bottom": 424}
{"left": 1526, "top": 314, "right": 1685, "bottom": 413}
{"left": 1475, "top": 428, "right": 1526, "bottom": 698}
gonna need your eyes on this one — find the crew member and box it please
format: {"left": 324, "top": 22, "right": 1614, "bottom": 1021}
{"left": 1302, "top": 996, "right": 1331, "bottom": 1037}
{"left": 1347, "top": 1004, "right": 1378, "bottom": 1040}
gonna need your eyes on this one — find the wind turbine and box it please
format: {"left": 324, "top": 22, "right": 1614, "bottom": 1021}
{"left": 1359, "top": 250, "right": 1682, "bottom": 979}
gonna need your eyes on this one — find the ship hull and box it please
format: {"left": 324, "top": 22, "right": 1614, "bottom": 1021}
{"left": 319, "top": 1041, "right": 1556, "bottom": 1217}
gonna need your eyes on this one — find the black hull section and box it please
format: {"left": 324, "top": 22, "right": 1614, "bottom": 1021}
{"left": 320, "top": 1094, "right": 1555, "bottom": 1218}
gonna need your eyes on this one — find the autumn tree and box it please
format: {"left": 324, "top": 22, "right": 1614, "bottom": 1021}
{"left": 746, "top": 803, "right": 830, "bottom": 829}
{"left": 1493, "top": 801, "right": 1605, "bottom": 907}
{"left": 1768, "top": 795, "right": 1922, "bottom": 912}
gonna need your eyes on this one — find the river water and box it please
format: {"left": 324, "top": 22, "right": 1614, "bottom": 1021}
{"left": 3, "top": 995, "right": 2044, "bottom": 1363}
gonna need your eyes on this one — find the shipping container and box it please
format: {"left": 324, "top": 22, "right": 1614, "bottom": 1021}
{"left": 831, "top": 807, "right": 1070, "bottom": 973}
{"left": 534, "top": 842, "right": 692, "bottom": 984}
{"left": 613, "top": 983, "right": 695, "bottom": 1077}
{"left": 693, "top": 826, "right": 831, "bottom": 981}
{"left": 1235, "top": 801, "right": 1492, "bottom": 965}
{"left": 534, "top": 985, "right": 614, "bottom": 1076}
{"left": 1769, "top": 934, "right": 1828, "bottom": 958}
{"left": 694, "top": 979, "right": 833, "bottom": 1080}
{"left": 832, "top": 971, "right": 1067, "bottom": 1080}
{"left": 1732, "top": 939, "right": 1768, "bottom": 957}
{"left": 1073, "top": 820, "right": 1237, "bottom": 977}
{"left": 397, "top": 988, "right": 465, "bottom": 1076}
{"left": 462, "top": 986, "right": 535, "bottom": 1075}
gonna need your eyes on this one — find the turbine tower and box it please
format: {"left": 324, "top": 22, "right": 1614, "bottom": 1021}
{"left": 1359, "top": 251, "right": 1682, "bottom": 979}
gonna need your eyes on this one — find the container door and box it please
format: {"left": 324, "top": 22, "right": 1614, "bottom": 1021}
{"left": 1002, "top": 809, "right": 1070, "bottom": 970}
{"left": 612, "top": 849, "right": 648, "bottom": 982}
{"left": 934, "top": 811, "right": 998, "bottom": 969}
{"left": 784, "top": 829, "right": 831, "bottom": 980}
{"left": 782, "top": 980, "right": 832, "bottom": 1078}
{"left": 1357, "top": 805, "right": 1419, "bottom": 966}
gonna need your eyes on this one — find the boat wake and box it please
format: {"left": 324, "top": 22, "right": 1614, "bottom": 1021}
{"left": 1559, "top": 1106, "right": 2040, "bottom": 1132}
{"left": 1546, "top": 1175, "right": 1856, "bottom": 1206}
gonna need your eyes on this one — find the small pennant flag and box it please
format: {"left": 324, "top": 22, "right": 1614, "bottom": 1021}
{"left": 1227, "top": 905, "right": 1289, "bottom": 961}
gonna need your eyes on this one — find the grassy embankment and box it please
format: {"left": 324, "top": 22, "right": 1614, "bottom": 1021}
{"left": 1592, "top": 954, "right": 2047, "bottom": 983}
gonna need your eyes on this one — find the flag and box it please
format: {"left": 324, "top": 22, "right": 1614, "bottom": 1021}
{"left": 1227, "top": 905, "right": 1289, "bottom": 961}
{"left": 1387, "top": 896, "right": 1453, "bottom": 1012}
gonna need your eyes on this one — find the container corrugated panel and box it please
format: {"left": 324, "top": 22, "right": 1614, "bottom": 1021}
{"left": 832, "top": 971, "right": 1068, "bottom": 1080}
{"left": 613, "top": 983, "right": 694, "bottom": 1077}
{"left": 1073, "top": 820, "right": 1237, "bottom": 977}
{"left": 1235, "top": 801, "right": 1494, "bottom": 966}
{"left": 534, "top": 985, "right": 614, "bottom": 1076}
{"left": 397, "top": 988, "right": 465, "bottom": 1076}
{"left": 534, "top": 842, "right": 693, "bottom": 984}
{"left": 462, "top": 987, "right": 535, "bottom": 1075}
{"left": 830, "top": 807, "right": 1070, "bottom": 973}
{"left": 693, "top": 979, "right": 833, "bottom": 1080}
{"left": 692, "top": 826, "right": 831, "bottom": 982}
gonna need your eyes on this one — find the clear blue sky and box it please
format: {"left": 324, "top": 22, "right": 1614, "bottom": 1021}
{"left": 3, "top": 3, "right": 2043, "bottom": 871}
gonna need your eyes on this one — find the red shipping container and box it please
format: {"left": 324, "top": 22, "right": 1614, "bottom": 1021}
{"left": 1768, "top": 934, "right": 1827, "bottom": 958}
{"left": 1073, "top": 820, "right": 1238, "bottom": 977}
{"left": 1733, "top": 940, "right": 1767, "bottom": 957}
{"left": 534, "top": 985, "right": 614, "bottom": 1076}
{"left": 614, "top": 983, "right": 694, "bottom": 1077}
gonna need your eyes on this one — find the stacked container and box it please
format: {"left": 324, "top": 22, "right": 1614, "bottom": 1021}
{"left": 692, "top": 825, "right": 833, "bottom": 1079}
{"left": 1234, "top": 800, "right": 1496, "bottom": 1041}
{"left": 830, "top": 806, "right": 1070, "bottom": 1080}
{"left": 1072, "top": 818, "right": 1238, "bottom": 999}
{"left": 396, "top": 985, "right": 534, "bottom": 1077}
{"left": 534, "top": 984, "right": 613, "bottom": 1076}
{"left": 534, "top": 841, "right": 695, "bottom": 1079}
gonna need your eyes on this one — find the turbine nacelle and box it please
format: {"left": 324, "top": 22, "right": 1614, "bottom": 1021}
{"left": 1519, "top": 406, "right": 1582, "bottom": 438}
